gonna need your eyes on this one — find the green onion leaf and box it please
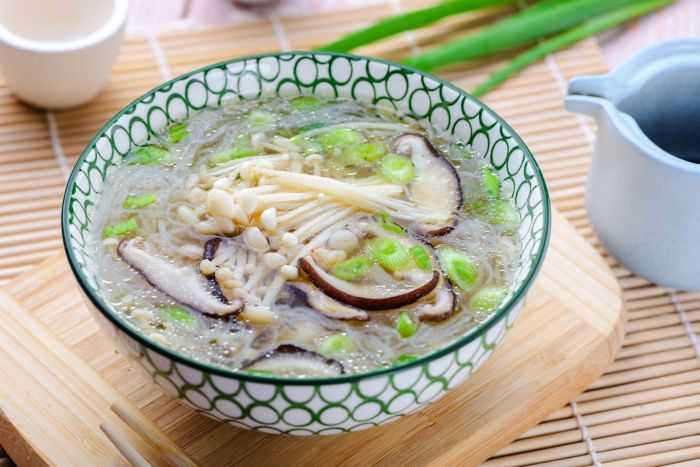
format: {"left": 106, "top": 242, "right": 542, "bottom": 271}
{"left": 469, "top": 287, "right": 507, "bottom": 312}
{"left": 317, "top": 0, "right": 516, "bottom": 52}
{"left": 103, "top": 218, "right": 138, "bottom": 238}
{"left": 374, "top": 211, "right": 403, "bottom": 234}
{"left": 290, "top": 96, "right": 323, "bottom": 112}
{"left": 341, "top": 142, "right": 387, "bottom": 165}
{"left": 437, "top": 246, "right": 478, "bottom": 292}
{"left": 248, "top": 110, "right": 276, "bottom": 127}
{"left": 122, "top": 193, "right": 157, "bottom": 210}
{"left": 403, "top": 0, "right": 649, "bottom": 72}
{"left": 396, "top": 311, "right": 417, "bottom": 338}
{"left": 366, "top": 237, "right": 410, "bottom": 273}
{"left": 409, "top": 245, "right": 431, "bottom": 271}
{"left": 379, "top": 153, "right": 414, "bottom": 184}
{"left": 472, "top": 0, "right": 673, "bottom": 96}
{"left": 331, "top": 255, "right": 373, "bottom": 281}
{"left": 316, "top": 128, "right": 365, "bottom": 152}
{"left": 391, "top": 354, "right": 418, "bottom": 366}
{"left": 483, "top": 167, "right": 500, "bottom": 198}
{"left": 127, "top": 146, "right": 172, "bottom": 165}
{"left": 159, "top": 306, "right": 199, "bottom": 329}
{"left": 319, "top": 334, "right": 355, "bottom": 355}
{"left": 167, "top": 122, "right": 188, "bottom": 143}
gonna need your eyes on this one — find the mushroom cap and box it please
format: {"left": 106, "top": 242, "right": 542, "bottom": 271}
{"left": 390, "top": 133, "right": 463, "bottom": 236}
{"left": 242, "top": 344, "right": 344, "bottom": 376}
{"left": 298, "top": 255, "right": 440, "bottom": 311}
{"left": 118, "top": 239, "right": 243, "bottom": 318}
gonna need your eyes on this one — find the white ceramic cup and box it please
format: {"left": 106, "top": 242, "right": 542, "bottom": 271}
{"left": 0, "top": 0, "right": 128, "bottom": 109}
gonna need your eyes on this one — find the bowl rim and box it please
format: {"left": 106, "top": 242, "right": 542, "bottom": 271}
{"left": 62, "top": 51, "right": 551, "bottom": 386}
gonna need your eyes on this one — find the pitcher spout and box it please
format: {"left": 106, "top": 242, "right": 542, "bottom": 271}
{"left": 564, "top": 94, "right": 608, "bottom": 120}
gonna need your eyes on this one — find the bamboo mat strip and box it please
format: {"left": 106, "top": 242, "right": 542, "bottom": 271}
{"left": 0, "top": 1, "right": 697, "bottom": 465}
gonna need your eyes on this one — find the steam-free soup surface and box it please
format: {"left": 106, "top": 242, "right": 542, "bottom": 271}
{"left": 94, "top": 96, "right": 521, "bottom": 377}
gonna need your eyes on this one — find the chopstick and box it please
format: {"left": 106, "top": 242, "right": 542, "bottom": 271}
{"left": 101, "top": 402, "right": 198, "bottom": 467}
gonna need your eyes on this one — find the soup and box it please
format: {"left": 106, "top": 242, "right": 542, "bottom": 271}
{"left": 93, "top": 96, "right": 521, "bottom": 377}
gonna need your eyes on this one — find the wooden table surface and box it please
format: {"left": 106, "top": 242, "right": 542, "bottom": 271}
{"left": 127, "top": 0, "right": 699, "bottom": 68}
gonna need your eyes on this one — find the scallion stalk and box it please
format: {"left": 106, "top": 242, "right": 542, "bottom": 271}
{"left": 317, "top": 0, "right": 517, "bottom": 52}
{"left": 402, "top": 0, "right": 646, "bottom": 72}
{"left": 472, "top": 0, "right": 674, "bottom": 96}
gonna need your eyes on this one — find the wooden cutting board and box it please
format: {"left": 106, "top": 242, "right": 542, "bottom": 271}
{"left": 0, "top": 208, "right": 624, "bottom": 465}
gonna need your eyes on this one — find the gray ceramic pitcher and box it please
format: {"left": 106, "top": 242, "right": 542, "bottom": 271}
{"left": 565, "top": 38, "right": 700, "bottom": 291}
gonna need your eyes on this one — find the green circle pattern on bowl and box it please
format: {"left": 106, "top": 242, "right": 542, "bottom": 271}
{"left": 63, "top": 52, "right": 550, "bottom": 435}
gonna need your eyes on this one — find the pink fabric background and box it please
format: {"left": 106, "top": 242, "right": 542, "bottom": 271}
{"left": 127, "top": 0, "right": 699, "bottom": 68}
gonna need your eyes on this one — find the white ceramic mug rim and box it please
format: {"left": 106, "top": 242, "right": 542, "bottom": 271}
{"left": 0, "top": 0, "right": 128, "bottom": 53}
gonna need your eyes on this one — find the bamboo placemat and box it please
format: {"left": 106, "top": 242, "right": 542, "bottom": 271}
{"left": 0, "top": 1, "right": 698, "bottom": 465}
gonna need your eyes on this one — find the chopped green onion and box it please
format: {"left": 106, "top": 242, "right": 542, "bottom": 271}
{"left": 379, "top": 153, "right": 414, "bottom": 184}
{"left": 366, "top": 237, "right": 410, "bottom": 273}
{"left": 396, "top": 311, "right": 417, "bottom": 338}
{"left": 483, "top": 167, "right": 500, "bottom": 198}
{"left": 485, "top": 199, "right": 520, "bottom": 228}
{"left": 299, "top": 122, "right": 325, "bottom": 133}
{"left": 159, "top": 306, "right": 199, "bottom": 329}
{"left": 472, "top": 0, "right": 673, "bottom": 96}
{"left": 342, "top": 142, "right": 387, "bottom": 165}
{"left": 248, "top": 110, "right": 276, "bottom": 127}
{"left": 316, "top": 128, "right": 365, "bottom": 152}
{"left": 374, "top": 211, "right": 403, "bottom": 234}
{"left": 437, "top": 246, "right": 478, "bottom": 292}
{"left": 319, "top": 334, "right": 356, "bottom": 355}
{"left": 210, "top": 135, "right": 257, "bottom": 163}
{"left": 127, "top": 146, "right": 172, "bottom": 165}
{"left": 331, "top": 255, "right": 373, "bottom": 281}
{"left": 409, "top": 245, "right": 431, "bottom": 271}
{"left": 122, "top": 193, "right": 157, "bottom": 210}
{"left": 469, "top": 287, "right": 507, "bottom": 312}
{"left": 448, "top": 143, "right": 473, "bottom": 160}
{"left": 290, "top": 96, "right": 323, "bottom": 112}
{"left": 167, "top": 122, "right": 188, "bottom": 143}
{"left": 317, "top": 0, "right": 516, "bottom": 52}
{"left": 103, "top": 218, "right": 138, "bottom": 238}
{"left": 391, "top": 354, "right": 418, "bottom": 366}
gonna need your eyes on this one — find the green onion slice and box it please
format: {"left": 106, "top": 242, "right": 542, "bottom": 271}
{"left": 331, "top": 255, "right": 373, "bottom": 281}
{"left": 103, "top": 218, "right": 138, "bottom": 238}
{"left": 437, "top": 245, "right": 478, "bottom": 292}
{"left": 391, "top": 354, "right": 418, "bottom": 366}
{"left": 374, "top": 211, "right": 403, "bottom": 234}
{"left": 159, "top": 306, "right": 199, "bottom": 329}
{"left": 342, "top": 142, "right": 387, "bottom": 165}
{"left": 319, "top": 334, "right": 355, "bottom": 355}
{"left": 366, "top": 237, "right": 410, "bottom": 273}
{"left": 290, "top": 96, "right": 324, "bottom": 112}
{"left": 469, "top": 287, "right": 507, "bottom": 312}
{"left": 127, "top": 146, "right": 172, "bottom": 165}
{"left": 122, "top": 193, "right": 157, "bottom": 210}
{"left": 396, "top": 311, "right": 417, "bottom": 338}
{"left": 379, "top": 153, "right": 415, "bottom": 184}
{"left": 409, "top": 245, "right": 431, "bottom": 271}
{"left": 483, "top": 167, "right": 500, "bottom": 198}
{"left": 167, "top": 122, "right": 188, "bottom": 143}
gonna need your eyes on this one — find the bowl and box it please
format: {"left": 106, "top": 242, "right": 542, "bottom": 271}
{"left": 62, "top": 52, "right": 550, "bottom": 435}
